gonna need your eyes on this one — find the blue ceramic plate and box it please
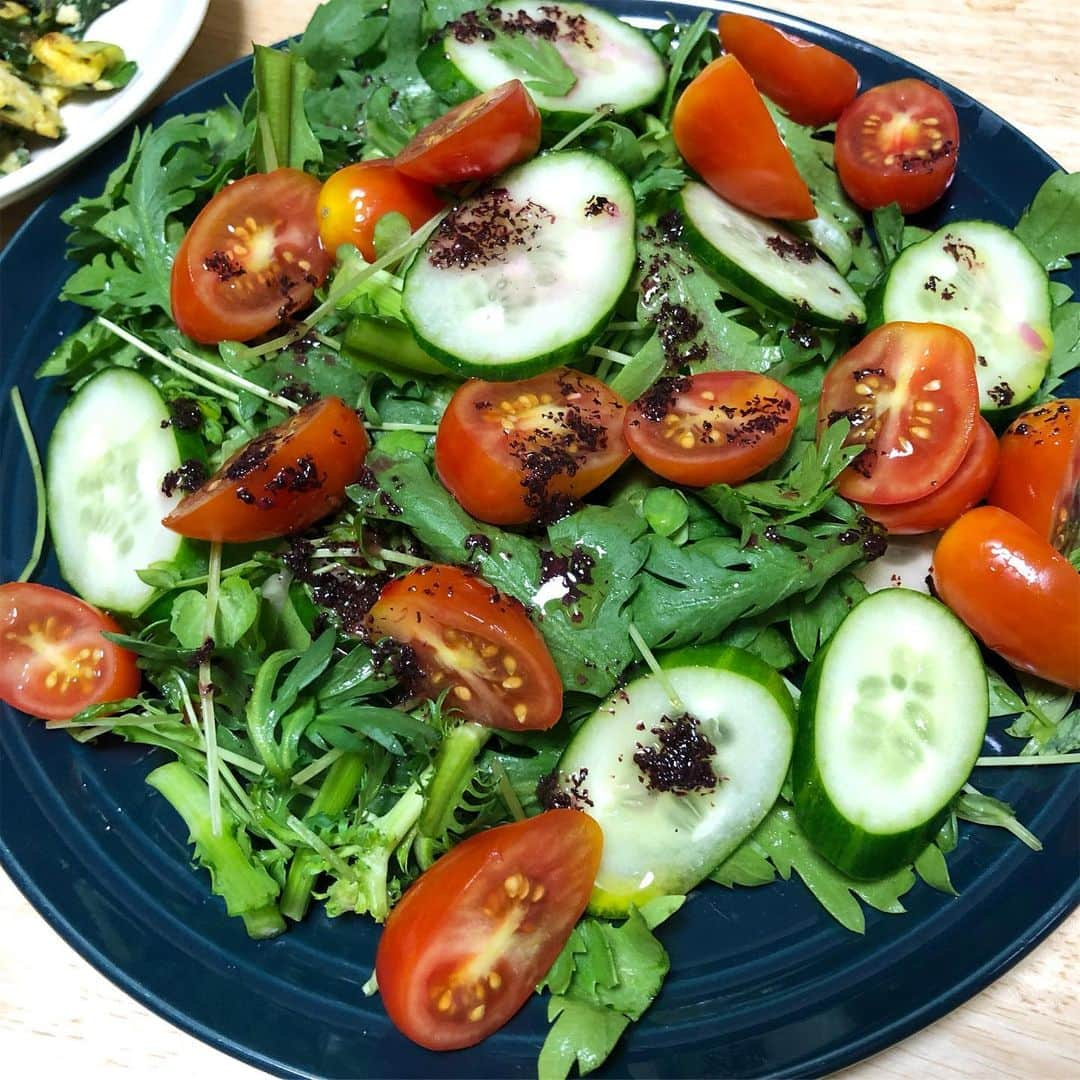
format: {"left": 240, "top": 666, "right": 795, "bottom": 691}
{"left": 1, "top": 3, "right": 1077, "bottom": 1077}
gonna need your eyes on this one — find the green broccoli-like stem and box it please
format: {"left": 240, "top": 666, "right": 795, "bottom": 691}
{"left": 417, "top": 721, "right": 492, "bottom": 840}
{"left": 280, "top": 751, "right": 366, "bottom": 922}
{"left": 146, "top": 761, "right": 285, "bottom": 939}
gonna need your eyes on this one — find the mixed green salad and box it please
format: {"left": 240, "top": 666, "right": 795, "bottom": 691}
{"left": 3, "top": 0, "right": 1079, "bottom": 1074}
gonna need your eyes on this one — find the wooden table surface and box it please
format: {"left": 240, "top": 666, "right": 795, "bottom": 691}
{"left": 1, "top": 0, "right": 1077, "bottom": 1077}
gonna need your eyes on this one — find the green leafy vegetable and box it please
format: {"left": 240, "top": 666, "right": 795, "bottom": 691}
{"left": 954, "top": 785, "right": 1043, "bottom": 851}
{"left": 1014, "top": 171, "right": 1080, "bottom": 271}
{"left": 491, "top": 29, "right": 576, "bottom": 97}
{"left": 251, "top": 45, "right": 322, "bottom": 172}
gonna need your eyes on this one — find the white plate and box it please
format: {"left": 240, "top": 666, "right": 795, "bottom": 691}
{"left": 0, "top": 0, "right": 210, "bottom": 210}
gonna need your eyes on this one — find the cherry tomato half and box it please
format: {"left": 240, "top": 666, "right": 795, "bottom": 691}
{"left": 835, "top": 79, "right": 960, "bottom": 213}
{"left": 395, "top": 80, "right": 541, "bottom": 185}
{"left": 171, "top": 169, "right": 332, "bottom": 345}
{"left": 624, "top": 371, "right": 800, "bottom": 487}
{"left": 718, "top": 13, "right": 859, "bottom": 127}
{"left": 435, "top": 368, "right": 630, "bottom": 526}
{"left": 859, "top": 416, "right": 998, "bottom": 534}
{"left": 989, "top": 398, "right": 1079, "bottom": 551}
{"left": 0, "top": 583, "right": 140, "bottom": 721}
{"left": 933, "top": 506, "right": 1080, "bottom": 689}
{"left": 672, "top": 54, "right": 816, "bottom": 221}
{"left": 317, "top": 160, "right": 444, "bottom": 262}
{"left": 164, "top": 397, "right": 369, "bottom": 542}
{"left": 819, "top": 322, "right": 979, "bottom": 506}
{"left": 376, "top": 809, "right": 602, "bottom": 1050}
{"left": 367, "top": 564, "right": 563, "bottom": 731}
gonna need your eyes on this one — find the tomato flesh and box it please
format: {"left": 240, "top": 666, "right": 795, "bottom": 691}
{"left": 624, "top": 371, "right": 800, "bottom": 487}
{"left": 435, "top": 369, "right": 630, "bottom": 526}
{"left": 835, "top": 79, "right": 960, "bottom": 213}
{"left": 933, "top": 506, "right": 1080, "bottom": 689}
{"left": 317, "top": 160, "right": 444, "bottom": 262}
{"left": 672, "top": 54, "right": 816, "bottom": 221}
{"left": 0, "top": 583, "right": 140, "bottom": 721}
{"left": 367, "top": 564, "right": 563, "bottom": 731}
{"left": 989, "top": 398, "right": 1079, "bottom": 551}
{"left": 164, "top": 396, "right": 369, "bottom": 542}
{"left": 171, "top": 169, "right": 332, "bottom": 345}
{"left": 819, "top": 322, "right": 979, "bottom": 505}
{"left": 376, "top": 809, "right": 602, "bottom": 1050}
{"left": 395, "top": 80, "right": 541, "bottom": 185}
{"left": 718, "top": 13, "right": 859, "bottom": 127}
{"left": 859, "top": 416, "right": 998, "bottom": 534}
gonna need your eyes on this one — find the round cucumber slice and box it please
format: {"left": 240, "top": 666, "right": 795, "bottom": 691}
{"left": 876, "top": 221, "right": 1053, "bottom": 414}
{"left": 47, "top": 368, "right": 186, "bottom": 613}
{"left": 555, "top": 645, "right": 795, "bottom": 916}
{"left": 433, "top": 2, "right": 665, "bottom": 116}
{"left": 678, "top": 181, "right": 866, "bottom": 328}
{"left": 402, "top": 150, "right": 636, "bottom": 379}
{"left": 793, "top": 588, "right": 988, "bottom": 880}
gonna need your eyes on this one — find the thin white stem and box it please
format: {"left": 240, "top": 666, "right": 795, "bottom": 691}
{"left": 97, "top": 317, "right": 241, "bottom": 402}
{"left": 10, "top": 388, "right": 46, "bottom": 583}
{"left": 286, "top": 815, "right": 354, "bottom": 879}
{"left": 549, "top": 104, "right": 615, "bottom": 151}
{"left": 366, "top": 423, "right": 439, "bottom": 433}
{"left": 201, "top": 542, "right": 223, "bottom": 837}
{"left": 291, "top": 747, "right": 345, "bottom": 788}
{"left": 587, "top": 345, "right": 631, "bottom": 365}
{"left": 376, "top": 549, "right": 430, "bottom": 568}
{"left": 976, "top": 753, "right": 1080, "bottom": 767}
{"left": 605, "top": 320, "right": 645, "bottom": 332}
{"left": 628, "top": 622, "right": 685, "bottom": 713}
{"left": 173, "top": 348, "right": 300, "bottom": 413}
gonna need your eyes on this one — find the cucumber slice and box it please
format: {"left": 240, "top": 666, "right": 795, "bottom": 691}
{"left": 47, "top": 368, "right": 186, "bottom": 613}
{"left": 428, "top": 2, "right": 665, "bottom": 116}
{"left": 876, "top": 221, "right": 1053, "bottom": 413}
{"left": 402, "top": 151, "right": 635, "bottom": 379}
{"left": 678, "top": 181, "right": 866, "bottom": 328}
{"left": 555, "top": 645, "right": 795, "bottom": 916}
{"left": 793, "top": 588, "right": 988, "bottom": 879}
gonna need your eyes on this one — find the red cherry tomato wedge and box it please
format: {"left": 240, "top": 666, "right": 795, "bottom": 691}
{"left": 0, "top": 583, "right": 140, "bottom": 721}
{"left": 367, "top": 565, "right": 563, "bottom": 731}
{"left": 317, "top": 160, "right": 444, "bottom": 262}
{"left": 376, "top": 809, "right": 602, "bottom": 1051}
{"left": 819, "top": 322, "right": 979, "bottom": 506}
{"left": 718, "top": 13, "right": 859, "bottom": 127}
{"left": 672, "top": 54, "right": 816, "bottom": 221}
{"left": 435, "top": 368, "right": 630, "bottom": 526}
{"left": 624, "top": 371, "right": 800, "bottom": 487}
{"left": 989, "top": 398, "right": 1079, "bottom": 551}
{"left": 164, "top": 397, "right": 369, "bottom": 542}
{"left": 933, "top": 507, "right": 1080, "bottom": 690}
{"left": 171, "top": 169, "right": 332, "bottom": 345}
{"left": 835, "top": 79, "right": 959, "bottom": 213}
{"left": 395, "top": 80, "right": 541, "bottom": 185}
{"left": 859, "top": 416, "right": 998, "bottom": 534}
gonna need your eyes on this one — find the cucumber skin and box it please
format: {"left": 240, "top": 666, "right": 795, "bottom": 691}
{"left": 792, "top": 627, "right": 961, "bottom": 881}
{"left": 677, "top": 191, "right": 866, "bottom": 331}
{"left": 660, "top": 643, "right": 797, "bottom": 732}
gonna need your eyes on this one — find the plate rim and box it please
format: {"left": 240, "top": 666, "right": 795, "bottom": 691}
{"left": 0, "top": 3, "right": 1077, "bottom": 1078}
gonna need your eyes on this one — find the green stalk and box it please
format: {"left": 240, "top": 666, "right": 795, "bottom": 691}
{"left": 281, "top": 751, "right": 366, "bottom": 922}
{"left": 10, "top": 388, "right": 46, "bottom": 583}
{"left": 417, "top": 722, "right": 493, "bottom": 839}
{"left": 146, "top": 761, "right": 284, "bottom": 938}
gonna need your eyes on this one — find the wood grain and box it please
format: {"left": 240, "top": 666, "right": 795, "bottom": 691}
{"left": 1, "top": 0, "right": 1077, "bottom": 1076}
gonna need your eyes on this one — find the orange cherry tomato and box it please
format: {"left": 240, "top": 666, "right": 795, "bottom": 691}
{"left": 988, "top": 398, "right": 1079, "bottom": 551}
{"left": 317, "top": 160, "right": 444, "bottom": 262}
{"left": 170, "top": 169, "right": 332, "bottom": 345}
{"left": 933, "top": 506, "right": 1080, "bottom": 689}
{"left": 163, "top": 397, "right": 369, "bottom": 542}
{"left": 0, "top": 583, "right": 140, "bottom": 721}
{"left": 860, "top": 416, "right": 999, "bottom": 534}
{"left": 624, "top": 371, "right": 800, "bottom": 487}
{"left": 376, "top": 809, "right": 602, "bottom": 1051}
{"left": 835, "top": 79, "right": 959, "bottom": 213}
{"left": 819, "top": 322, "right": 979, "bottom": 505}
{"left": 672, "top": 54, "right": 816, "bottom": 221}
{"left": 435, "top": 368, "right": 630, "bottom": 526}
{"left": 395, "top": 80, "right": 541, "bottom": 185}
{"left": 718, "top": 13, "right": 859, "bottom": 127}
{"left": 367, "top": 564, "right": 563, "bottom": 731}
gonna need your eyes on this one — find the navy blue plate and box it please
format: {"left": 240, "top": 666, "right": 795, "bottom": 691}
{"left": 1, "top": 3, "right": 1077, "bottom": 1077}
